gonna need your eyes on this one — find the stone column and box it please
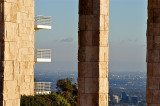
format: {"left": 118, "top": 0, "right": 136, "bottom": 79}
{"left": 78, "top": 0, "right": 109, "bottom": 106}
{"left": 146, "top": 0, "right": 160, "bottom": 105}
{"left": 0, "top": 0, "right": 35, "bottom": 106}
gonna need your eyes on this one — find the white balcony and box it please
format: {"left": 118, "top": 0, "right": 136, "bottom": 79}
{"left": 34, "top": 82, "right": 51, "bottom": 95}
{"left": 35, "top": 15, "right": 52, "bottom": 31}
{"left": 35, "top": 49, "right": 51, "bottom": 62}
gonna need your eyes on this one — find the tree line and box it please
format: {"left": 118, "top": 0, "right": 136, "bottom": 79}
{"left": 21, "top": 78, "right": 77, "bottom": 106}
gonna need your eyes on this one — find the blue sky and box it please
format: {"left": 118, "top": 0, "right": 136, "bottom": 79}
{"left": 35, "top": 0, "right": 147, "bottom": 72}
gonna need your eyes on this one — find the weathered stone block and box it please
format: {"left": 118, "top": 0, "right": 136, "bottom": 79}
{"left": 146, "top": 94, "right": 152, "bottom": 104}
{"left": 21, "top": 33, "right": 33, "bottom": 41}
{"left": 4, "top": 61, "right": 14, "bottom": 81}
{"left": 99, "top": 78, "right": 108, "bottom": 93}
{"left": 21, "top": 55, "right": 34, "bottom": 61}
{"left": 79, "top": 15, "right": 86, "bottom": 30}
{"left": 148, "top": 0, "right": 160, "bottom": 8}
{"left": 28, "top": 48, "right": 34, "bottom": 55}
{"left": 78, "top": 78, "right": 85, "bottom": 94}
{"left": 78, "top": 62, "right": 108, "bottom": 78}
{"left": 17, "top": 75, "right": 25, "bottom": 86}
{"left": 24, "top": 0, "right": 32, "bottom": 7}
{"left": 153, "top": 63, "right": 160, "bottom": 77}
{"left": 79, "top": 0, "right": 94, "bottom": 15}
{"left": 4, "top": 2, "right": 17, "bottom": 22}
{"left": 152, "top": 96, "right": 160, "bottom": 104}
{"left": 4, "top": 22, "right": 18, "bottom": 41}
{"left": 78, "top": 47, "right": 99, "bottom": 62}
{"left": 20, "top": 82, "right": 30, "bottom": 93}
{"left": 79, "top": 0, "right": 93, "bottom": 10}
{"left": 86, "top": 15, "right": 100, "bottom": 30}
{"left": 19, "top": 62, "right": 34, "bottom": 75}
{"left": 100, "top": 15, "right": 105, "bottom": 30}
{"left": 25, "top": 76, "right": 32, "bottom": 82}
{"left": 153, "top": 36, "right": 160, "bottom": 49}
{"left": 99, "top": 93, "right": 108, "bottom": 106}
{"left": 147, "top": 63, "right": 153, "bottom": 77}
{"left": 100, "top": 5, "right": 109, "bottom": 16}
{"left": 0, "top": 42, "right": 4, "bottom": 60}
{"left": 93, "top": 0, "right": 100, "bottom": 9}
{"left": 100, "top": 0, "right": 109, "bottom": 6}
{"left": 153, "top": 90, "right": 160, "bottom": 96}
{"left": 101, "top": 30, "right": 109, "bottom": 38}
{"left": 147, "top": 77, "right": 159, "bottom": 90}
{"left": 104, "top": 15, "right": 109, "bottom": 31}
{"left": 99, "top": 38, "right": 108, "bottom": 46}
{"left": 78, "top": 31, "right": 92, "bottom": 46}
{"left": 3, "top": 81, "right": 19, "bottom": 100}
{"left": 0, "top": 22, "right": 4, "bottom": 41}
{"left": 148, "top": 8, "right": 154, "bottom": 23}
{"left": 99, "top": 62, "right": 108, "bottom": 78}
{"left": 20, "top": 41, "right": 34, "bottom": 48}
{"left": 147, "top": 50, "right": 160, "bottom": 63}
{"left": 92, "top": 31, "right": 108, "bottom": 46}
{"left": 99, "top": 46, "right": 109, "bottom": 62}
{"left": 153, "top": 9, "right": 160, "bottom": 23}
{"left": 79, "top": 94, "right": 99, "bottom": 106}
{"left": 154, "top": 27, "right": 160, "bottom": 36}
{"left": 78, "top": 62, "right": 99, "bottom": 77}
{"left": 4, "top": 42, "right": 18, "bottom": 61}
{"left": 147, "top": 36, "right": 153, "bottom": 49}
{"left": 147, "top": 25, "right": 154, "bottom": 36}
{"left": 85, "top": 78, "right": 99, "bottom": 93}
{"left": 30, "top": 85, "right": 34, "bottom": 95}
{"left": 78, "top": 46, "right": 109, "bottom": 62}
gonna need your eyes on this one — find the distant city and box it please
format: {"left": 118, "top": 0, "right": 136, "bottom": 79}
{"left": 35, "top": 70, "right": 146, "bottom": 106}
{"left": 109, "top": 72, "right": 146, "bottom": 106}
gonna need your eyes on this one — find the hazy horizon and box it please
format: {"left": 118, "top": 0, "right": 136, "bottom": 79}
{"left": 35, "top": 61, "right": 146, "bottom": 73}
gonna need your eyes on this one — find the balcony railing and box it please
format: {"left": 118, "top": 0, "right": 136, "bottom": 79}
{"left": 35, "top": 15, "right": 52, "bottom": 30}
{"left": 35, "top": 49, "right": 51, "bottom": 62}
{"left": 34, "top": 82, "right": 51, "bottom": 94}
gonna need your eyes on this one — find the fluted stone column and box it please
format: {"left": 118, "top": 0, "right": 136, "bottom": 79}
{"left": 0, "top": 0, "right": 35, "bottom": 105}
{"left": 146, "top": 0, "right": 160, "bottom": 105}
{"left": 78, "top": 0, "right": 109, "bottom": 106}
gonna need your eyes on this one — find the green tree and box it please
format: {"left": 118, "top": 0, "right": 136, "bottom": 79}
{"left": 56, "top": 78, "right": 77, "bottom": 106}
{"left": 21, "top": 93, "right": 70, "bottom": 106}
{"left": 56, "top": 78, "right": 73, "bottom": 93}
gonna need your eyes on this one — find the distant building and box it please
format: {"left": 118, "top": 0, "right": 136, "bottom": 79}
{"left": 113, "top": 95, "right": 119, "bottom": 104}
{"left": 138, "top": 100, "right": 146, "bottom": 106}
{"left": 34, "top": 82, "right": 51, "bottom": 94}
{"left": 131, "top": 96, "right": 138, "bottom": 104}
{"left": 120, "top": 92, "right": 129, "bottom": 103}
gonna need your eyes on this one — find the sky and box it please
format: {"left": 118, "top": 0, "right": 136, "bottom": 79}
{"left": 35, "top": 0, "right": 147, "bottom": 72}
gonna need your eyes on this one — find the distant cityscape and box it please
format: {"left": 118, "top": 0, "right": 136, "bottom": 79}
{"left": 35, "top": 70, "right": 146, "bottom": 106}
{"left": 109, "top": 72, "right": 146, "bottom": 105}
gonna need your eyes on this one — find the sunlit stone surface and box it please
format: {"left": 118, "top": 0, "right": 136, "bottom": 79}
{"left": 0, "top": 0, "right": 35, "bottom": 105}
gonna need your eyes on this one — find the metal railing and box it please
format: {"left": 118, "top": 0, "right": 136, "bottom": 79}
{"left": 35, "top": 15, "right": 51, "bottom": 26}
{"left": 34, "top": 82, "right": 51, "bottom": 94}
{"left": 35, "top": 49, "right": 51, "bottom": 59}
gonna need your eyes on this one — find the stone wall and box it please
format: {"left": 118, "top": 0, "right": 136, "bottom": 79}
{"left": 146, "top": 0, "right": 160, "bottom": 105}
{"left": 78, "top": 0, "right": 109, "bottom": 106}
{"left": 0, "top": 0, "right": 35, "bottom": 105}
